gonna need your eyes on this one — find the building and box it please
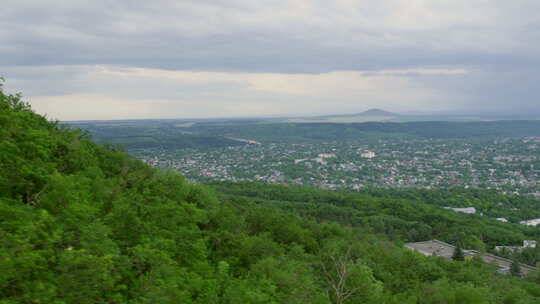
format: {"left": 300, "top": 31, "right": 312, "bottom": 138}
{"left": 520, "top": 218, "right": 540, "bottom": 226}
{"left": 479, "top": 253, "right": 537, "bottom": 276}
{"left": 496, "top": 218, "right": 508, "bottom": 223}
{"left": 524, "top": 240, "right": 537, "bottom": 248}
{"left": 360, "top": 151, "right": 376, "bottom": 158}
{"left": 405, "top": 240, "right": 475, "bottom": 259}
{"left": 443, "top": 207, "right": 477, "bottom": 214}
{"left": 405, "top": 240, "right": 537, "bottom": 277}
{"left": 495, "top": 240, "right": 537, "bottom": 252}
{"left": 318, "top": 153, "right": 336, "bottom": 158}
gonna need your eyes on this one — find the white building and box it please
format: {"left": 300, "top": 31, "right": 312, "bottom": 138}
{"left": 318, "top": 153, "right": 336, "bottom": 158}
{"left": 520, "top": 218, "right": 540, "bottom": 226}
{"left": 496, "top": 218, "right": 508, "bottom": 223}
{"left": 524, "top": 240, "right": 537, "bottom": 248}
{"left": 444, "top": 207, "right": 476, "bottom": 214}
{"left": 360, "top": 151, "right": 376, "bottom": 158}
{"left": 495, "top": 240, "right": 537, "bottom": 252}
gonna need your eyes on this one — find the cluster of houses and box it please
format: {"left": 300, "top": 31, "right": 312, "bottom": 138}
{"left": 294, "top": 153, "right": 337, "bottom": 166}
{"left": 405, "top": 240, "right": 538, "bottom": 276}
{"left": 405, "top": 206, "right": 539, "bottom": 277}
{"left": 139, "top": 137, "right": 540, "bottom": 194}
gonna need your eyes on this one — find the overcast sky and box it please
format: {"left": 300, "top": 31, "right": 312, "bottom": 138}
{"left": 2, "top": 0, "right": 539, "bottom": 120}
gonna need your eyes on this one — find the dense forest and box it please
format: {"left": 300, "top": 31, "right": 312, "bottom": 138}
{"left": 362, "top": 188, "right": 540, "bottom": 224}
{"left": 209, "top": 182, "right": 540, "bottom": 267}
{"left": 1, "top": 84, "right": 540, "bottom": 303}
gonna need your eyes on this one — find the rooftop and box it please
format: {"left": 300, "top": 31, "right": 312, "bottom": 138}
{"left": 405, "top": 240, "right": 538, "bottom": 276}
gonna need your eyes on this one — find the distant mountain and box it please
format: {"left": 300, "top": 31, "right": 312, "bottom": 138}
{"left": 279, "top": 108, "right": 540, "bottom": 124}
{"left": 356, "top": 108, "right": 398, "bottom": 117}
{"left": 285, "top": 108, "right": 399, "bottom": 123}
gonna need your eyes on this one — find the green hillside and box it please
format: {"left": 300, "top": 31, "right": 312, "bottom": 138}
{"left": 209, "top": 182, "right": 540, "bottom": 267}
{"left": 1, "top": 84, "right": 540, "bottom": 303}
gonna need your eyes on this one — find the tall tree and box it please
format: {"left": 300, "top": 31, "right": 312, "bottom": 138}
{"left": 452, "top": 244, "right": 465, "bottom": 261}
{"left": 319, "top": 240, "right": 382, "bottom": 304}
{"left": 510, "top": 256, "right": 522, "bottom": 277}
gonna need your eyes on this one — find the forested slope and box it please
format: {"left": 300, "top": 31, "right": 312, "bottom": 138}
{"left": 209, "top": 182, "right": 540, "bottom": 267}
{"left": 1, "top": 85, "right": 540, "bottom": 303}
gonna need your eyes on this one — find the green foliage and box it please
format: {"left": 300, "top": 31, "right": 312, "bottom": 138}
{"left": 452, "top": 244, "right": 465, "bottom": 261}
{"left": 511, "top": 256, "right": 522, "bottom": 277}
{"left": 318, "top": 239, "right": 383, "bottom": 304}
{"left": 210, "top": 182, "right": 539, "bottom": 257}
{"left": 364, "top": 187, "right": 540, "bottom": 225}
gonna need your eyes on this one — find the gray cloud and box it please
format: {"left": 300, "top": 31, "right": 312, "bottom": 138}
{"left": 2, "top": 0, "right": 540, "bottom": 119}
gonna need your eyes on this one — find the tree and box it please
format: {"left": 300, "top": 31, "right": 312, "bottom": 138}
{"left": 528, "top": 262, "right": 540, "bottom": 284}
{"left": 452, "top": 244, "right": 465, "bottom": 261}
{"left": 319, "top": 240, "right": 382, "bottom": 304}
{"left": 510, "top": 256, "right": 521, "bottom": 277}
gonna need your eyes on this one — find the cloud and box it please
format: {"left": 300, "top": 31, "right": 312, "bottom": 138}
{"left": 1, "top": 0, "right": 540, "bottom": 119}
{"left": 5, "top": 65, "right": 467, "bottom": 120}
{"left": 3, "top": 0, "right": 539, "bottom": 71}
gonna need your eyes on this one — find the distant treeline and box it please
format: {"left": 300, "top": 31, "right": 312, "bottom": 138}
{"left": 71, "top": 119, "right": 540, "bottom": 150}
{"left": 362, "top": 187, "right": 540, "bottom": 223}
{"left": 194, "top": 120, "right": 540, "bottom": 143}
{"left": 69, "top": 123, "right": 246, "bottom": 150}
